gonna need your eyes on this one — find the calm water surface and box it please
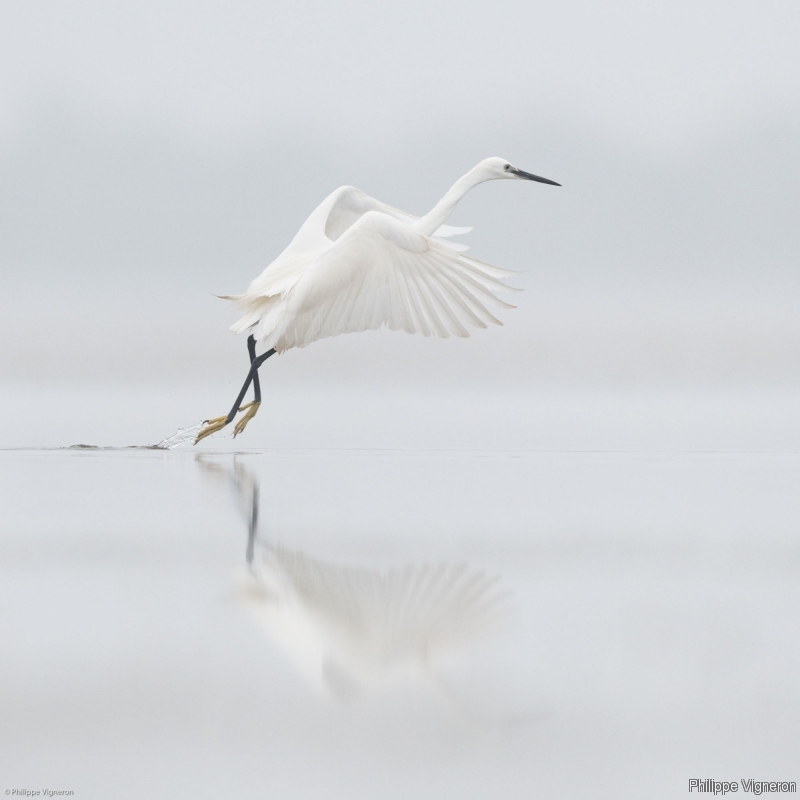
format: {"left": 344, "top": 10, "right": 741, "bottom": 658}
{"left": 1, "top": 448, "right": 798, "bottom": 798}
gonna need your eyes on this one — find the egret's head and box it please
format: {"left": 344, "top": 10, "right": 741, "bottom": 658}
{"left": 479, "top": 156, "right": 561, "bottom": 186}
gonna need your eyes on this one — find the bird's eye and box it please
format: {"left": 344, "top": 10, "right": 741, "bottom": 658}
{"left": 504, "top": 164, "right": 511, "bottom": 171}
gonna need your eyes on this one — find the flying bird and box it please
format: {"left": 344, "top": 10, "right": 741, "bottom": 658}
{"left": 196, "top": 157, "right": 560, "bottom": 443}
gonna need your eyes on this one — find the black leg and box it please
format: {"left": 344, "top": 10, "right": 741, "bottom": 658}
{"left": 195, "top": 339, "right": 277, "bottom": 444}
{"left": 224, "top": 347, "right": 276, "bottom": 425}
{"left": 247, "top": 335, "right": 262, "bottom": 404}
{"left": 246, "top": 479, "right": 259, "bottom": 566}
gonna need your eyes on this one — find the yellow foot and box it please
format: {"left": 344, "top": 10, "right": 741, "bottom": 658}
{"left": 233, "top": 401, "right": 261, "bottom": 438}
{"left": 194, "top": 414, "right": 229, "bottom": 444}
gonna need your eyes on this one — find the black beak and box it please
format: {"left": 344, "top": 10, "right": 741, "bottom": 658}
{"left": 510, "top": 167, "right": 561, "bottom": 186}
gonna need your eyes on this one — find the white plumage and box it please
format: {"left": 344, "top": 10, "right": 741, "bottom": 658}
{"left": 196, "top": 157, "right": 559, "bottom": 441}
{"left": 225, "top": 157, "right": 559, "bottom": 353}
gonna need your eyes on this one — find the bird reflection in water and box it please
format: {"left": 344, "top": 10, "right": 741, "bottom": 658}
{"left": 196, "top": 456, "right": 511, "bottom": 704}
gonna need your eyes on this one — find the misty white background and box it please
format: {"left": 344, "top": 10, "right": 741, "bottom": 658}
{"left": 1, "top": 0, "right": 798, "bottom": 449}
{"left": 2, "top": 5, "right": 800, "bottom": 799}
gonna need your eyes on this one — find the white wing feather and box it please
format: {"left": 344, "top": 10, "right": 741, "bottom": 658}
{"left": 226, "top": 185, "right": 518, "bottom": 352}
{"left": 250, "top": 211, "right": 519, "bottom": 352}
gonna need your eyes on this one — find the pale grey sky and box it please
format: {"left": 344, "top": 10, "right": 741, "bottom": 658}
{"left": 1, "top": 0, "right": 798, "bottom": 389}
{"left": 2, "top": 0, "right": 798, "bottom": 147}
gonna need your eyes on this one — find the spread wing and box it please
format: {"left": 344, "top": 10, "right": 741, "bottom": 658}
{"left": 257, "top": 211, "right": 520, "bottom": 351}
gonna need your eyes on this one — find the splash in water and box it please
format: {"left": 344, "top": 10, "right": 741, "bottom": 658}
{"left": 65, "top": 421, "right": 231, "bottom": 450}
{"left": 153, "top": 422, "right": 209, "bottom": 449}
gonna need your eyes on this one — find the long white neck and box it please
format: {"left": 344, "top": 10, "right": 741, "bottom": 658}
{"left": 413, "top": 164, "right": 491, "bottom": 237}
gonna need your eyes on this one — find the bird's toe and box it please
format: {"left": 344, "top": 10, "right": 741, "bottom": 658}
{"left": 233, "top": 401, "right": 261, "bottom": 438}
{"left": 194, "top": 417, "right": 229, "bottom": 444}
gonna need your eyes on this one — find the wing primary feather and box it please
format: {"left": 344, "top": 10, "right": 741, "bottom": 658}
{"left": 434, "top": 256, "right": 518, "bottom": 310}
{"left": 387, "top": 262, "right": 412, "bottom": 334}
{"left": 393, "top": 265, "right": 424, "bottom": 335}
{"left": 457, "top": 252, "right": 523, "bottom": 278}
{"left": 406, "top": 257, "right": 452, "bottom": 338}
{"left": 430, "top": 269, "right": 493, "bottom": 329}
{"left": 437, "top": 266, "right": 502, "bottom": 325}
{"left": 386, "top": 259, "right": 421, "bottom": 335}
{"left": 403, "top": 264, "right": 437, "bottom": 337}
{"left": 419, "top": 264, "right": 471, "bottom": 337}
{"left": 448, "top": 255, "right": 522, "bottom": 295}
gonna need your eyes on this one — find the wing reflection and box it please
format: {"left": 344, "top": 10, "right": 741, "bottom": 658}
{"left": 197, "top": 455, "right": 509, "bottom": 702}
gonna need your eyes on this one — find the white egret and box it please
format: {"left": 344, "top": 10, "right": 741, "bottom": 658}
{"left": 196, "top": 157, "right": 560, "bottom": 442}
